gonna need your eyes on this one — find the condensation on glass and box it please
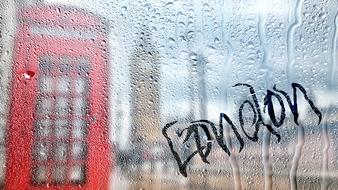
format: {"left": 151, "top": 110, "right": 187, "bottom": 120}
{"left": 0, "top": 0, "right": 338, "bottom": 190}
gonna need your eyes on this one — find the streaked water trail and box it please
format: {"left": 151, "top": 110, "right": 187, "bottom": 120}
{"left": 287, "top": 0, "right": 305, "bottom": 189}
{"left": 223, "top": 116, "right": 242, "bottom": 190}
{"left": 320, "top": 2, "right": 338, "bottom": 189}
{"left": 321, "top": 110, "right": 330, "bottom": 190}
{"left": 286, "top": 0, "right": 304, "bottom": 84}
{"left": 219, "top": 2, "right": 241, "bottom": 189}
{"left": 257, "top": 0, "right": 273, "bottom": 189}
{"left": 290, "top": 124, "right": 305, "bottom": 190}
{"left": 331, "top": 1, "right": 338, "bottom": 89}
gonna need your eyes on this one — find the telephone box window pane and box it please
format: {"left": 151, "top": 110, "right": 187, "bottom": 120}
{"left": 75, "top": 78, "right": 88, "bottom": 94}
{"left": 59, "top": 63, "right": 72, "bottom": 74}
{"left": 57, "top": 77, "right": 71, "bottom": 94}
{"left": 36, "top": 119, "right": 51, "bottom": 137}
{"left": 52, "top": 165, "right": 66, "bottom": 184}
{"left": 70, "top": 165, "right": 85, "bottom": 184}
{"left": 55, "top": 119, "right": 69, "bottom": 138}
{"left": 32, "top": 166, "right": 47, "bottom": 184}
{"left": 72, "top": 143, "right": 86, "bottom": 160}
{"left": 77, "top": 61, "right": 90, "bottom": 74}
{"left": 74, "top": 98, "right": 87, "bottom": 116}
{"left": 39, "top": 58, "right": 53, "bottom": 73}
{"left": 34, "top": 142, "right": 49, "bottom": 161}
{"left": 37, "top": 98, "right": 52, "bottom": 114}
{"left": 40, "top": 76, "right": 53, "bottom": 93}
{"left": 54, "top": 142, "right": 68, "bottom": 161}
{"left": 73, "top": 119, "right": 87, "bottom": 139}
{"left": 56, "top": 97, "right": 70, "bottom": 116}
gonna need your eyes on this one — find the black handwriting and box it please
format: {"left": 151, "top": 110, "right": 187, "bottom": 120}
{"left": 162, "top": 83, "right": 322, "bottom": 177}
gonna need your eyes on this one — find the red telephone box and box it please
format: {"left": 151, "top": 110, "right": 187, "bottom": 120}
{"left": 5, "top": 5, "right": 112, "bottom": 189}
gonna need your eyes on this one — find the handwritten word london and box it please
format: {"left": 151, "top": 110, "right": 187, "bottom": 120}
{"left": 162, "top": 83, "right": 322, "bottom": 177}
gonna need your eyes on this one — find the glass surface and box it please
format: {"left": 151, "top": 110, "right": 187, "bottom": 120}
{"left": 1, "top": 0, "right": 338, "bottom": 189}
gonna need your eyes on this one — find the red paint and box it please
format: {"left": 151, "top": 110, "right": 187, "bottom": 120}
{"left": 5, "top": 5, "right": 113, "bottom": 190}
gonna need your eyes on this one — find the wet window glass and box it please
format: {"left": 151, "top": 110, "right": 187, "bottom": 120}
{"left": 0, "top": 0, "right": 338, "bottom": 189}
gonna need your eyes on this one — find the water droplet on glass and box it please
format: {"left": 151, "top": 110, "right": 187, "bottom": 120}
{"left": 23, "top": 71, "right": 35, "bottom": 80}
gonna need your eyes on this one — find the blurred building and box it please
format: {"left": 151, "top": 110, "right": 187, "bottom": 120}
{"left": 129, "top": 24, "right": 161, "bottom": 159}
